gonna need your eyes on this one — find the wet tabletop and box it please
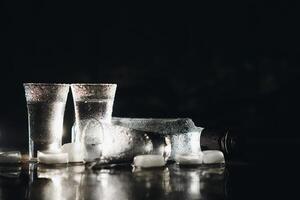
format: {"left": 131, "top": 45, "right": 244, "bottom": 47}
{"left": 0, "top": 162, "right": 293, "bottom": 200}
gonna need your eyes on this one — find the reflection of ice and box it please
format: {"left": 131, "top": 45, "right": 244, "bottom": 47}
{"left": 37, "top": 164, "right": 85, "bottom": 184}
{"left": 201, "top": 166, "right": 225, "bottom": 177}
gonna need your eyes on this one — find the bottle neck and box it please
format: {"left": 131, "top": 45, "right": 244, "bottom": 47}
{"left": 200, "top": 128, "right": 243, "bottom": 159}
{"left": 200, "top": 128, "right": 226, "bottom": 151}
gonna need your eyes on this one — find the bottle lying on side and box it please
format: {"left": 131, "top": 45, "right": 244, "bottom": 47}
{"left": 111, "top": 117, "right": 240, "bottom": 160}
{"left": 72, "top": 118, "right": 203, "bottom": 162}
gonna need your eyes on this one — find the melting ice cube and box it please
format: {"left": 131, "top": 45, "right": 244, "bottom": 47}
{"left": 61, "top": 143, "right": 84, "bottom": 163}
{"left": 133, "top": 155, "right": 166, "bottom": 168}
{"left": 202, "top": 150, "right": 225, "bottom": 164}
{"left": 37, "top": 151, "right": 68, "bottom": 164}
{"left": 174, "top": 153, "right": 203, "bottom": 165}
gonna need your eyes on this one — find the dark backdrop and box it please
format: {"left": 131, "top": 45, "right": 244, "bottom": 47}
{"left": 0, "top": 1, "right": 299, "bottom": 153}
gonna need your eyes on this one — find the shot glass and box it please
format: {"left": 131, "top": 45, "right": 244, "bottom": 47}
{"left": 24, "top": 83, "right": 69, "bottom": 160}
{"left": 70, "top": 83, "right": 117, "bottom": 143}
{"left": 170, "top": 131, "right": 202, "bottom": 160}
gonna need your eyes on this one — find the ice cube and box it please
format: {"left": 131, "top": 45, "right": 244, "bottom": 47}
{"left": 0, "top": 151, "right": 21, "bottom": 164}
{"left": 37, "top": 151, "right": 68, "bottom": 164}
{"left": 61, "top": 143, "right": 84, "bottom": 163}
{"left": 133, "top": 155, "right": 166, "bottom": 168}
{"left": 202, "top": 150, "right": 225, "bottom": 164}
{"left": 174, "top": 153, "right": 203, "bottom": 165}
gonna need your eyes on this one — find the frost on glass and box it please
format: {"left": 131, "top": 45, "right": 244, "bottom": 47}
{"left": 24, "top": 83, "right": 69, "bottom": 160}
{"left": 71, "top": 84, "right": 117, "bottom": 162}
{"left": 71, "top": 84, "right": 117, "bottom": 123}
{"left": 112, "top": 117, "right": 199, "bottom": 135}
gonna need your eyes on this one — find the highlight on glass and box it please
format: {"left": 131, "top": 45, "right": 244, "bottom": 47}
{"left": 70, "top": 83, "right": 117, "bottom": 143}
{"left": 24, "top": 83, "right": 69, "bottom": 160}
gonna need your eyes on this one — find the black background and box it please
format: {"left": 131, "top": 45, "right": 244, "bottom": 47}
{"left": 0, "top": 1, "right": 299, "bottom": 154}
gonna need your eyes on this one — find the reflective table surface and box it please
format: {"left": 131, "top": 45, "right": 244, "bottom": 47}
{"left": 0, "top": 161, "right": 295, "bottom": 200}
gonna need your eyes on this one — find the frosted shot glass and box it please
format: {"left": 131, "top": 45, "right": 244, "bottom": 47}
{"left": 70, "top": 83, "right": 117, "bottom": 143}
{"left": 24, "top": 83, "right": 69, "bottom": 160}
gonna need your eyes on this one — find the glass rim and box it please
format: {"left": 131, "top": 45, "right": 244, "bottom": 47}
{"left": 23, "top": 83, "right": 70, "bottom": 86}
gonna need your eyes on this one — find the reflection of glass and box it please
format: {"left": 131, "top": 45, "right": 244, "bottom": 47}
{"left": 22, "top": 163, "right": 228, "bottom": 200}
{"left": 133, "top": 167, "right": 172, "bottom": 197}
{"left": 70, "top": 84, "right": 117, "bottom": 143}
{"left": 169, "top": 165, "right": 226, "bottom": 199}
{"left": 0, "top": 164, "right": 24, "bottom": 200}
{"left": 0, "top": 151, "right": 21, "bottom": 164}
{"left": 81, "top": 169, "right": 134, "bottom": 200}
{"left": 200, "top": 166, "right": 226, "bottom": 199}
{"left": 24, "top": 83, "right": 69, "bottom": 160}
{"left": 170, "top": 167, "right": 202, "bottom": 199}
{"left": 28, "top": 164, "right": 85, "bottom": 200}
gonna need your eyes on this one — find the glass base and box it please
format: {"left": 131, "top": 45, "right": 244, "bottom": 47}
{"left": 29, "top": 138, "right": 61, "bottom": 161}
